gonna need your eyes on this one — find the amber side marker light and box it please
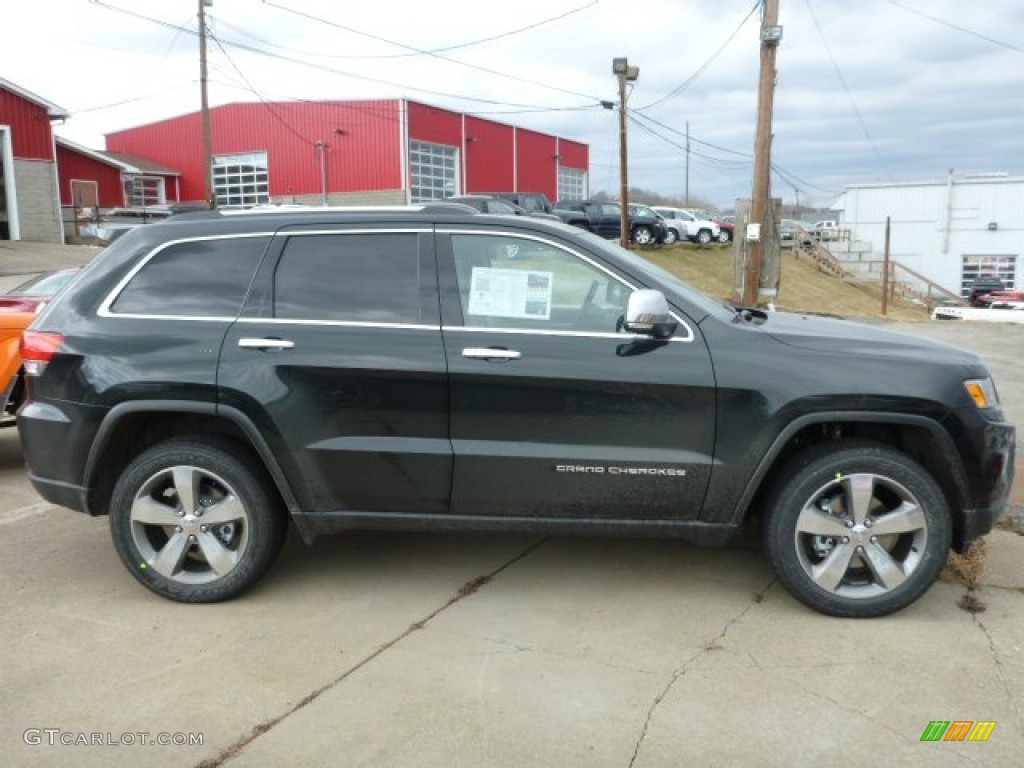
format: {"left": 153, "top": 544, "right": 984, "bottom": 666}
{"left": 964, "top": 378, "right": 998, "bottom": 409}
{"left": 20, "top": 331, "right": 64, "bottom": 376}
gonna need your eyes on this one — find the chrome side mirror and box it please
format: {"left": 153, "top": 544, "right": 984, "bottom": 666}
{"left": 622, "top": 290, "right": 677, "bottom": 339}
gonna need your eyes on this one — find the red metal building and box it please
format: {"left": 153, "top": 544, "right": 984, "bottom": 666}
{"left": 0, "top": 78, "right": 68, "bottom": 242}
{"left": 105, "top": 99, "right": 588, "bottom": 208}
{"left": 56, "top": 138, "right": 181, "bottom": 209}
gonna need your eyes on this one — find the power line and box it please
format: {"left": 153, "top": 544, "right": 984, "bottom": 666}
{"left": 90, "top": 1, "right": 598, "bottom": 113}
{"left": 261, "top": 0, "right": 602, "bottom": 102}
{"left": 631, "top": 111, "right": 753, "bottom": 158}
{"left": 208, "top": 31, "right": 314, "bottom": 144}
{"left": 887, "top": 0, "right": 1024, "bottom": 54}
{"left": 636, "top": 1, "right": 760, "bottom": 111}
{"left": 220, "top": 1, "right": 599, "bottom": 60}
{"left": 804, "top": 0, "right": 893, "bottom": 181}
{"left": 69, "top": 82, "right": 197, "bottom": 114}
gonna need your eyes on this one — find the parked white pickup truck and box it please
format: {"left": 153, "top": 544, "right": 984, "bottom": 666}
{"left": 812, "top": 220, "right": 841, "bottom": 240}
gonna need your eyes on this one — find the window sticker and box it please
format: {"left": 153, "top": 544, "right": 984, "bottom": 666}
{"left": 467, "top": 268, "right": 553, "bottom": 320}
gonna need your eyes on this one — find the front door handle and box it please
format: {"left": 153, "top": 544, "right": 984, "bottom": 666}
{"left": 462, "top": 347, "right": 521, "bottom": 361}
{"left": 238, "top": 337, "right": 295, "bottom": 350}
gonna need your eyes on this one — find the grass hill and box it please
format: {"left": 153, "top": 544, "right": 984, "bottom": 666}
{"left": 641, "top": 243, "right": 932, "bottom": 322}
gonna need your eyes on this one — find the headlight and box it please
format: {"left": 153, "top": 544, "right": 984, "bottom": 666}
{"left": 964, "top": 377, "right": 1000, "bottom": 409}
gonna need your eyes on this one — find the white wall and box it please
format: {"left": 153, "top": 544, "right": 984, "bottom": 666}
{"left": 838, "top": 177, "right": 1023, "bottom": 295}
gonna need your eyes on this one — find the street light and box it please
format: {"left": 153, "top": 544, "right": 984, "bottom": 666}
{"left": 612, "top": 57, "right": 639, "bottom": 249}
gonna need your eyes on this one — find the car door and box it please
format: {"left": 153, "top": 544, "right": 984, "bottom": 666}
{"left": 218, "top": 226, "right": 451, "bottom": 515}
{"left": 438, "top": 227, "right": 717, "bottom": 521}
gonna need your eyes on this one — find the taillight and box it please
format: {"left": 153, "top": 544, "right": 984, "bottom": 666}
{"left": 20, "top": 331, "right": 64, "bottom": 376}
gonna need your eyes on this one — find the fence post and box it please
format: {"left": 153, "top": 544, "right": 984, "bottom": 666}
{"left": 882, "top": 216, "right": 891, "bottom": 316}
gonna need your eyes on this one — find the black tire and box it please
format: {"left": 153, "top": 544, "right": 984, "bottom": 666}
{"left": 110, "top": 437, "right": 287, "bottom": 603}
{"left": 762, "top": 441, "right": 950, "bottom": 618}
{"left": 663, "top": 228, "right": 679, "bottom": 245}
{"left": 632, "top": 225, "right": 654, "bottom": 245}
{"left": 717, "top": 230, "right": 732, "bottom": 243}
{"left": 696, "top": 229, "right": 713, "bottom": 245}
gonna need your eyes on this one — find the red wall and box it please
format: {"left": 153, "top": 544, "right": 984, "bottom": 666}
{"left": 55, "top": 145, "right": 123, "bottom": 207}
{"left": 464, "top": 116, "right": 514, "bottom": 192}
{"left": 105, "top": 99, "right": 588, "bottom": 205}
{"left": 407, "top": 101, "right": 462, "bottom": 149}
{"left": 107, "top": 100, "right": 404, "bottom": 203}
{"left": 0, "top": 87, "right": 55, "bottom": 160}
{"left": 558, "top": 139, "right": 588, "bottom": 172}
{"left": 515, "top": 128, "right": 558, "bottom": 199}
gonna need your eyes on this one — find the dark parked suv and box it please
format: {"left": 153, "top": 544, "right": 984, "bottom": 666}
{"left": 19, "top": 205, "right": 1015, "bottom": 616}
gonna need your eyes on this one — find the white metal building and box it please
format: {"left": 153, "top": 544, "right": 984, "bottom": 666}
{"left": 833, "top": 173, "right": 1022, "bottom": 298}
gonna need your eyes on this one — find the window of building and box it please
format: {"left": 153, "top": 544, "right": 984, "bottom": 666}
{"left": 213, "top": 152, "right": 269, "bottom": 209}
{"left": 110, "top": 237, "right": 270, "bottom": 317}
{"left": 274, "top": 233, "right": 422, "bottom": 324}
{"left": 557, "top": 167, "right": 586, "bottom": 202}
{"left": 410, "top": 141, "right": 458, "bottom": 202}
{"left": 961, "top": 255, "right": 1017, "bottom": 297}
{"left": 451, "top": 234, "right": 630, "bottom": 334}
{"left": 125, "top": 175, "right": 165, "bottom": 207}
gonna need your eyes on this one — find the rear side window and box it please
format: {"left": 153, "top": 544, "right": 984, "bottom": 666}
{"left": 274, "top": 233, "right": 421, "bottom": 324}
{"left": 111, "top": 236, "right": 269, "bottom": 317}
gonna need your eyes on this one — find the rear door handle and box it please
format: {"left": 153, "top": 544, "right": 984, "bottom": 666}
{"left": 238, "top": 338, "right": 295, "bottom": 350}
{"left": 462, "top": 347, "right": 521, "bottom": 361}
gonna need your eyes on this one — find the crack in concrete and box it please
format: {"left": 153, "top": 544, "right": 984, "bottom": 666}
{"left": 973, "top": 613, "right": 1024, "bottom": 735}
{"left": 194, "top": 537, "right": 550, "bottom": 768}
{"left": 626, "top": 578, "right": 776, "bottom": 768}
{"left": 425, "top": 627, "right": 662, "bottom": 676}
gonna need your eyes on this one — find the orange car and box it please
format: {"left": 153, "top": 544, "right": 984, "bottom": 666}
{"left": 0, "top": 269, "right": 80, "bottom": 424}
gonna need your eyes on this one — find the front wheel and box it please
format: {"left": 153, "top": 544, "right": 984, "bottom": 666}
{"left": 717, "top": 230, "right": 732, "bottom": 243}
{"left": 110, "top": 438, "right": 287, "bottom": 602}
{"left": 762, "top": 442, "right": 950, "bottom": 618}
{"left": 696, "top": 229, "right": 713, "bottom": 245}
{"left": 632, "top": 225, "right": 654, "bottom": 245}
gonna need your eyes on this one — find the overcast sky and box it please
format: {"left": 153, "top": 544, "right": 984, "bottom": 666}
{"left": 4, "top": 0, "right": 1022, "bottom": 209}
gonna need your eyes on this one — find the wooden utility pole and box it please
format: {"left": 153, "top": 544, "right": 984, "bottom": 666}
{"left": 617, "top": 71, "right": 630, "bottom": 248}
{"left": 685, "top": 121, "right": 691, "bottom": 206}
{"left": 199, "top": 0, "right": 215, "bottom": 209}
{"left": 743, "top": 0, "right": 781, "bottom": 306}
{"left": 613, "top": 58, "right": 638, "bottom": 249}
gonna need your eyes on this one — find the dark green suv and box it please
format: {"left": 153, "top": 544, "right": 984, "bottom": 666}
{"left": 18, "top": 205, "right": 1015, "bottom": 616}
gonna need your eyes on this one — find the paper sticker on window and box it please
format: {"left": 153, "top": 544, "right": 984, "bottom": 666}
{"left": 467, "top": 268, "right": 552, "bottom": 320}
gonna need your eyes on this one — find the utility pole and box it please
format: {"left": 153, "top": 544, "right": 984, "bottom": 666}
{"left": 685, "top": 120, "right": 691, "bottom": 206}
{"left": 613, "top": 57, "right": 639, "bottom": 249}
{"left": 315, "top": 141, "right": 329, "bottom": 205}
{"left": 743, "top": 0, "right": 782, "bottom": 306}
{"left": 198, "top": 0, "right": 215, "bottom": 209}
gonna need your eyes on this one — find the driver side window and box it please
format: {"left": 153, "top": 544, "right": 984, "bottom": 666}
{"left": 451, "top": 234, "right": 630, "bottom": 334}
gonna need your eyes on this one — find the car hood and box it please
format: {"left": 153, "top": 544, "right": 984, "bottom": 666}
{"left": 763, "top": 312, "right": 979, "bottom": 364}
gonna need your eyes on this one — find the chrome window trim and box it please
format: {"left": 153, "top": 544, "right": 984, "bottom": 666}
{"left": 98, "top": 232, "right": 276, "bottom": 320}
{"left": 438, "top": 228, "right": 695, "bottom": 343}
{"left": 442, "top": 325, "right": 691, "bottom": 343}
{"left": 235, "top": 317, "right": 437, "bottom": 331}
{"left": 99, "top": 229, "right": 432, "bottom": 321}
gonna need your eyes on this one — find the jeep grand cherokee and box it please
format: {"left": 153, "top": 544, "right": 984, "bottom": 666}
{"left": 18, "top": 205, "right": 1015, "bottom": 616}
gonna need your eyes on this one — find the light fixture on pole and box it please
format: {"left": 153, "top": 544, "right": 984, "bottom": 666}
{"left": 612, "top": 57, "right": 639, "bottom": 249}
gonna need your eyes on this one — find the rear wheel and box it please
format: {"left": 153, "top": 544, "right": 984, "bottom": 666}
{"left": 110, "top": 438, "right": 286, "bottom": 603}
{"left": 663, "top": 228, "right": 679, "bottom": 245}
{"left": 717, "top": 230, "right": 732, "bottom": 243}
{"left": 762, "top": 442, "right": 950, "bottom": 617}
